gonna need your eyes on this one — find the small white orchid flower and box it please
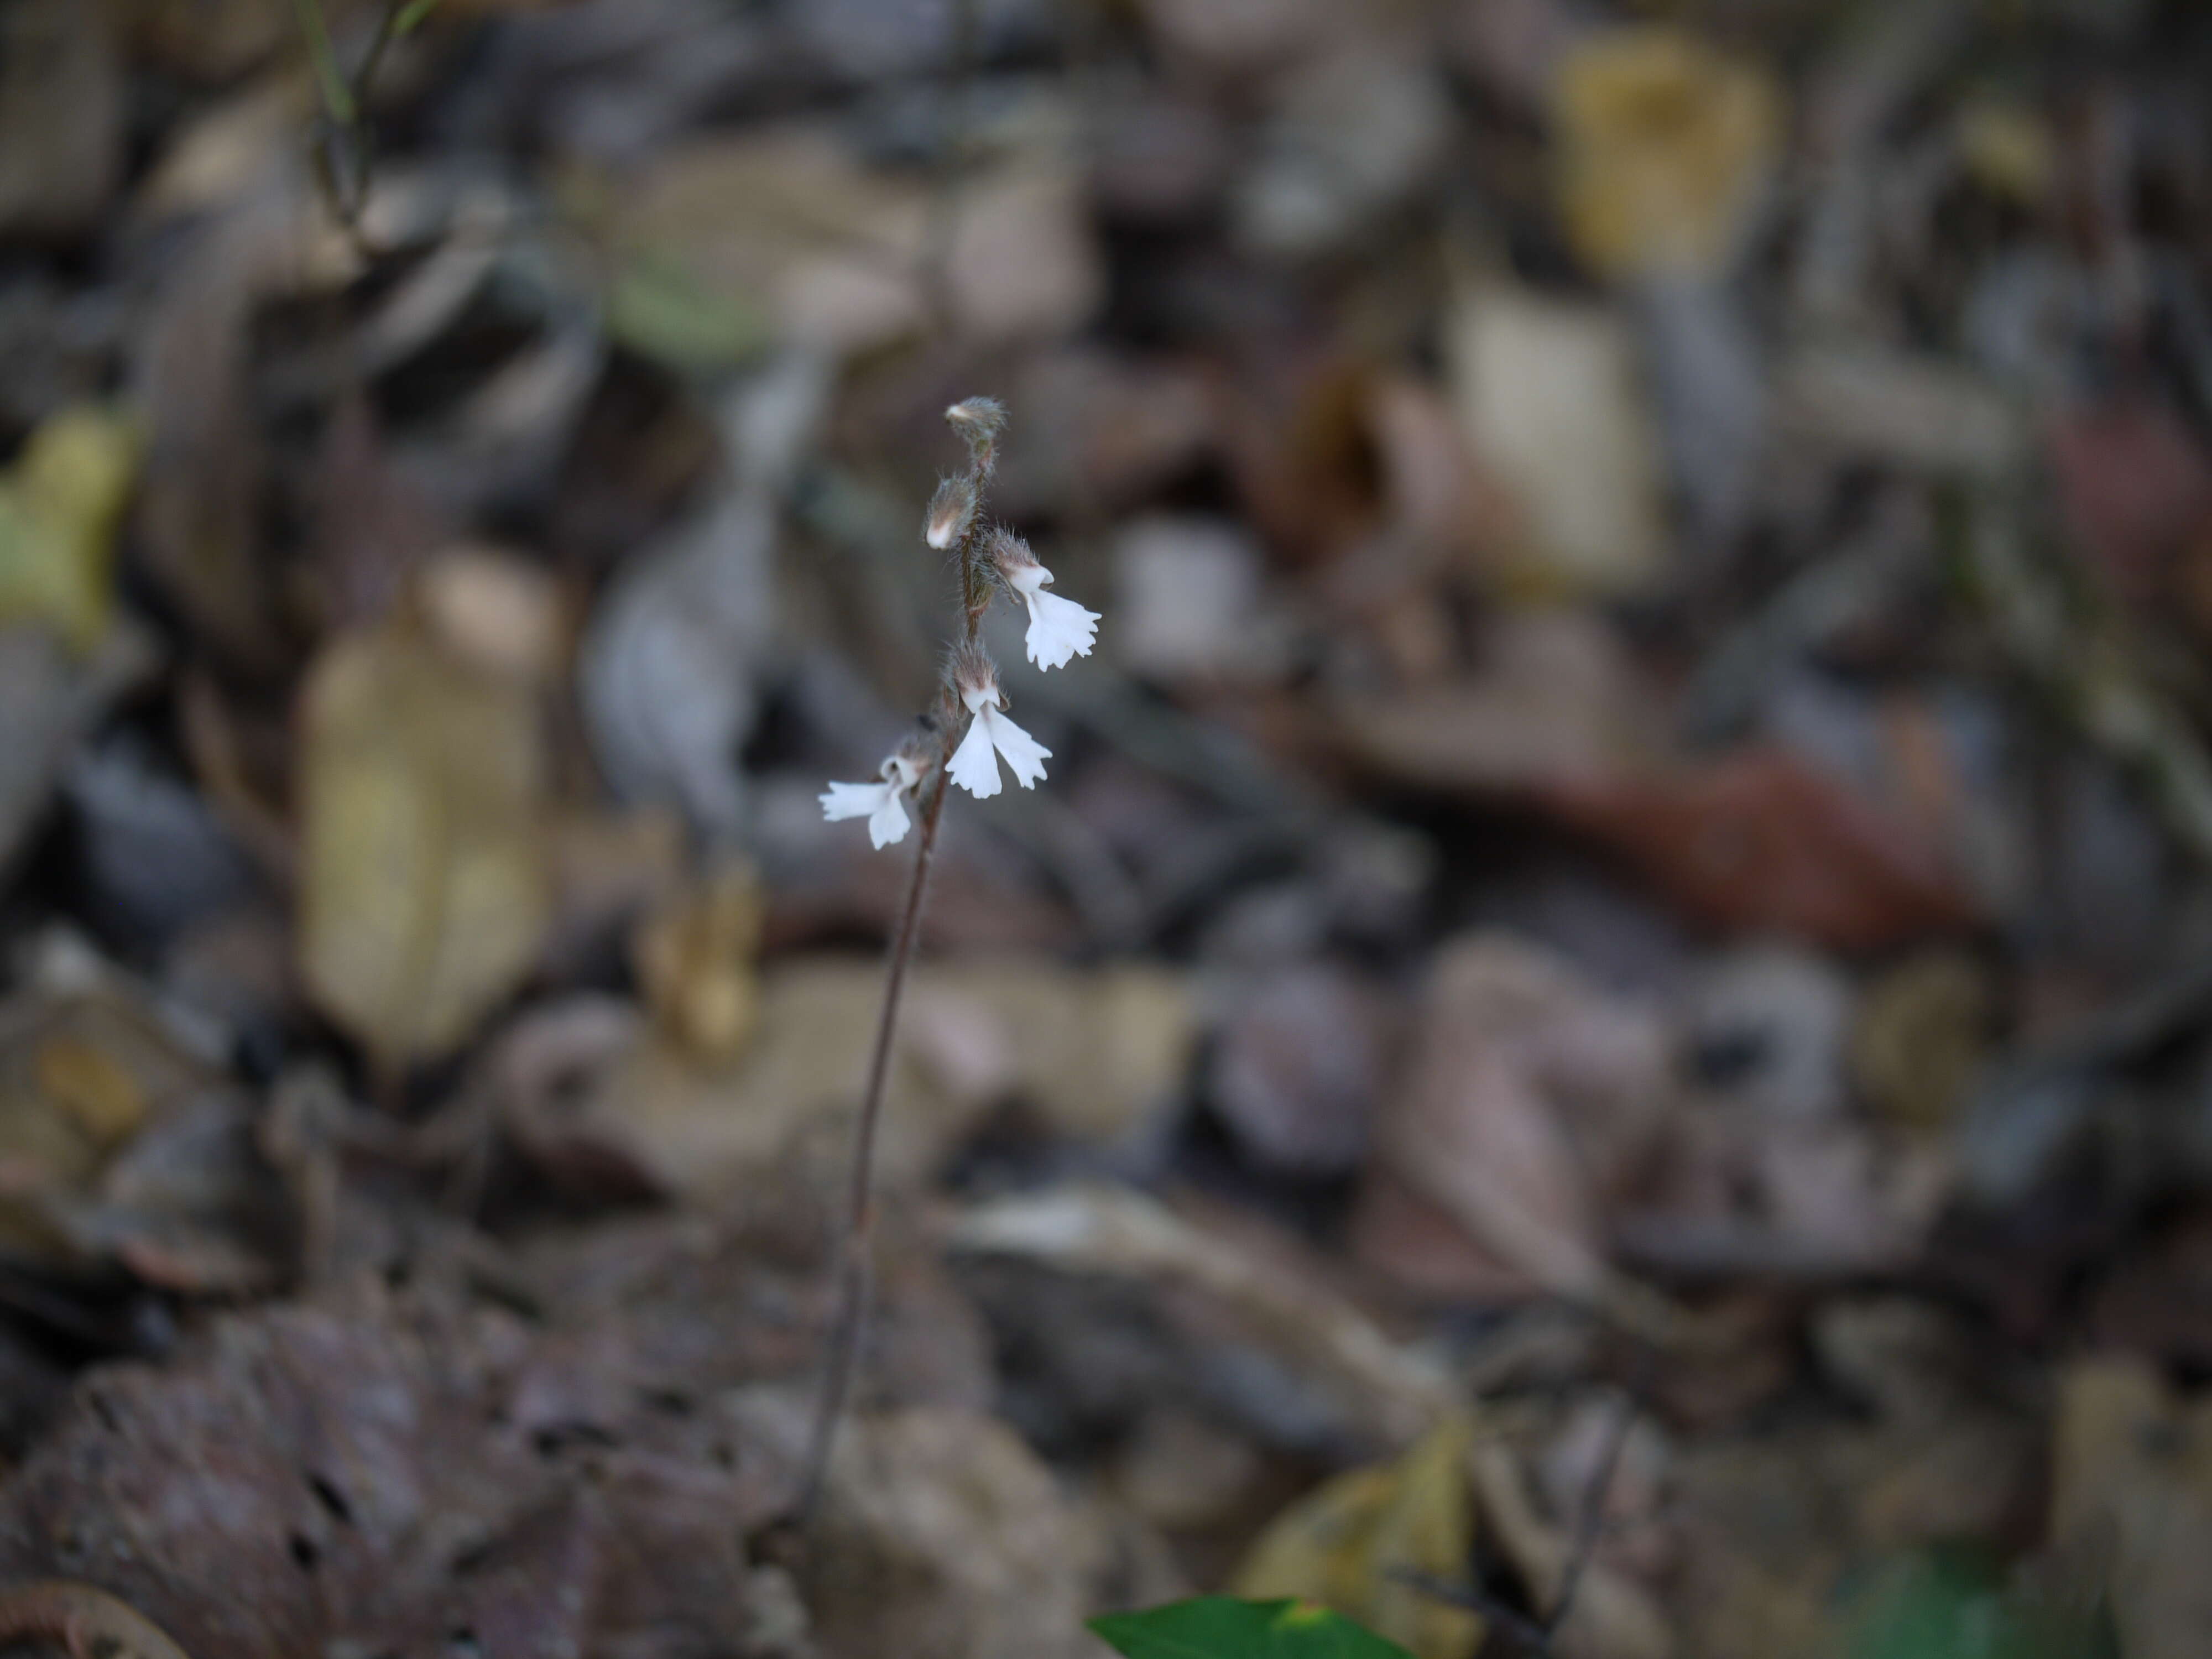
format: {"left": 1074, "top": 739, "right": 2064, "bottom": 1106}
{"left": 946, "top": 655, "right": 1050, "bottom": 799}
{"left": 819, "top": 753, "right": 925, "bottom": 848}
{"left": 988, "top": 531, "right": 1099, "bottom": 671}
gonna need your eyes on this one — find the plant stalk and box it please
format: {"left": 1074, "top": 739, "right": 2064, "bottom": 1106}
{"left": 796, "top": 513, "right": 985, "bottom": 1526}
{"left": 793, "top": 756, "right": 950, "bottom": 1526}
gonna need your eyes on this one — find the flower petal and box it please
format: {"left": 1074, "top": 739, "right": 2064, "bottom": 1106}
{"left": 820, "top": 780, "right": 890, "bottom": 822}
{"left": 867, "top": 787, "right": 913, "bottom": 848}
{"left": 1022, "top": 587, "right": 1100, "bottom": 670}
{"left": 982, "top": 705, "right": 1052, "bottom": 789}
{"left": 947, "top": 712, "right": 1003, "bottom": 797}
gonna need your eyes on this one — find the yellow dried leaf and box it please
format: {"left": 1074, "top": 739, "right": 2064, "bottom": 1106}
{"left": 1553, "top": 28, "right": 1781, "bottom": 280}
{"left": 632, "top": 857, "right": 764, "bottom": 1063}
{"left": 0, "top": 406, "right": 140, "bottom": 651}
{"left": 34, "top": 1036, "right": 147, "bottom": 1147}
{"left": 1232, "top": 1412, "right": 1485, "bottom": 1659}
{"left": 298, "top": 618, "right": 550, "bottom": 1067}
{"left": 1957, "top": 101, "right": 2054, "bottom": 206}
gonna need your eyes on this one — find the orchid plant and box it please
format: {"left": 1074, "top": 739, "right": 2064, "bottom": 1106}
{"left": 799, "top": 398, "right": 1099, "bottom": 1518}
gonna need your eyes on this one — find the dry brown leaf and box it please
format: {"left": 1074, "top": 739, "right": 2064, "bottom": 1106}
{"left": 607, "top": 126, "right": 1099, "bottom": 358}
{"left": 951, "top": 1183, "right": 1454, "bottom": 1452}
{"left": 804, "top": 1406, "right": 1118, "bottom": 1659}
{"left": 1333, "top": 609, "right": 1661, "bottom": 793}
{"left": 503, "top": 960, "right": 1194, "bottom": 1204}
{"left": 297, "top": 616, "right": 552, "bottom": 1070}
{"left": 1353, "top": 934, "right": 1671, "bottom": 1306}
{"left": 1541, "top": 746, "right": 1976, "bottom": 950}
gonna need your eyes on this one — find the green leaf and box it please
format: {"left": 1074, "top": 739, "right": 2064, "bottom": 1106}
{"left": 1089, "top": 1598, "right": 1417, "bottom": 1659}
{"left": 606, "top": 253, "right": 771, "bottom": 374}
{"left": 1844, "top": 1551, "right": 2119, "bottom": 1659}
{"left": 292, "top": 0, "right": 357, "bottom": 124}
{"left": 393, "top": 0, "right": 445, "bottom": 38}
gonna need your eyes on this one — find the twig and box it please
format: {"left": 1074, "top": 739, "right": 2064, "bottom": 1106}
{"left": 1541, "top": 1389, "right": 1637, "bottom": 1643}
{"left": 1388, "top": 1571, "right": 1552, "bottom": 1657}
{"left": 1395, "top": 1385, "right": 1642, "bottom": 1656}
{"left": 293, "top": 0, "right": 415, "bottom": 240}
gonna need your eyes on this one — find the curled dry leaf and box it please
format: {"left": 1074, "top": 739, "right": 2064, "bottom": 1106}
{"left": 297, "top": 615, "right": 552, "bottom": 1071}
{"left": 1353, "top": 933, "right": 1672, "bottom": 1307}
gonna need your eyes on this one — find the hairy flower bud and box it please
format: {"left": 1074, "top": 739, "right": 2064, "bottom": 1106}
{"left": 924, "top": 477, "right": 977, "bottom": 550}
{"left": 945, "top": 397, "right": 1008, "bottom": 475}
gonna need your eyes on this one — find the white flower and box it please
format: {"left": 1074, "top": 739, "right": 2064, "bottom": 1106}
{"left": 947, "top": 667, "right": 1050, "bottom": 799}
{"left": 1005, "top": 562, "right": 1100, "bottom": 670}
{"left": 985, "top": 531, "right": 1100, "bottom": 671}
{"left": 819, "top": 754, "right": 924, "bottom": 848}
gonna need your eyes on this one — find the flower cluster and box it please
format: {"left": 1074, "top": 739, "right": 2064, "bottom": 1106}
{"left": 820, "top": 400, "right": 1100, "bottom": 846}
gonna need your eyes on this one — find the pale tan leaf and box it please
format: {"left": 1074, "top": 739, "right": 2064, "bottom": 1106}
{"left": 297, "top": 619, "right": 550, "bottom": 1067}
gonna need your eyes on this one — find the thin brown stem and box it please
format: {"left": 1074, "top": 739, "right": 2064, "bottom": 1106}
{"left": 1542, "top": 1389, "right": 1637, "bottom": 1642}
{"left": 794, "top": 756, "right": 952, "bottom": 1525}
{"left": 796, "top": 489, "right": 988, "bottom": 1527}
